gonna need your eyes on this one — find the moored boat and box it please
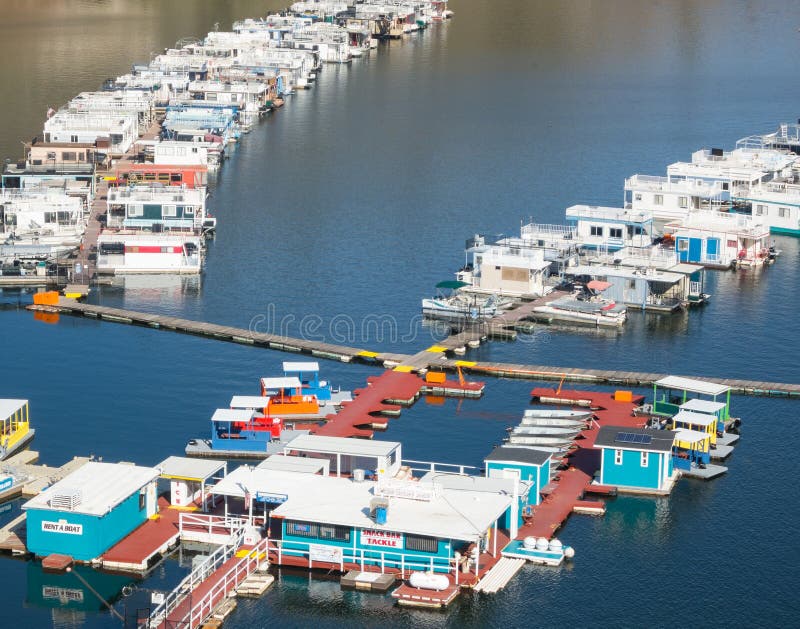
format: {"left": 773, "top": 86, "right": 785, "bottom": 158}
{"left": 0, "top": 399, "right": 35, "bottom": 461}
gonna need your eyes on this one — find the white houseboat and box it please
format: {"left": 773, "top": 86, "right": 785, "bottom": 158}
{"left": 42, "top": 111, "right": 138, "bottom": 157}
{"left": 731, "top": 181, "right": 800, "bottom": 237}
{"left": 96, "top": 232, "right": 203, "bottom": 274}
{"left": 565, "top": 205, "right": 654, "bottom": 252}
{"left": 624, "top": 174, "right": 728, "bottom": 230}
{"left": 663, "top": 211, "right": 772, "bottom": 268}
{"left": 105, "top": 184, "right": 212, "bottom": 233}
{"left": 0, "top": 189, "right": 85, "bottom": 248}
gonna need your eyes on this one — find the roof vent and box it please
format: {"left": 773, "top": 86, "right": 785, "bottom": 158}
{"left": 49, "top": 488, "right": 82, "bottom": 511}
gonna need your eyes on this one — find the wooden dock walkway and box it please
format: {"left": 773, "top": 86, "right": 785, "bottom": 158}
{"left": 29, "top": 298, "right": 800, "bottom": 398}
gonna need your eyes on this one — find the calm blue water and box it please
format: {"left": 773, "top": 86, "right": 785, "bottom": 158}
{"left": 2, "top": 1, "right": 800, "bottom": 627}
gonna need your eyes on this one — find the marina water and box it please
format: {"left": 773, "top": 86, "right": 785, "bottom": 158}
{"left": 1, "top": 1, "right": 799, "bottom": 626}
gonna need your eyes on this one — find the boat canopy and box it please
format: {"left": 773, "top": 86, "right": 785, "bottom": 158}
{"left": 260, "top": 376, "right": 302, "bottom": 390}
{"left": 587, "top": 280, "right": 612, "bottom": 291}
{"left": 655, "top": 376, "right": 731, "bottom": 397}
{"left": 674, "top": 428, "right": 710, "bottom": 444}
{"left": 435, "top": 280, "right": 470, "bottom": 289}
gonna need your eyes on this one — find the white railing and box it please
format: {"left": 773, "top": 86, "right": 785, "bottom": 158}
{"left": 270, "top": 538, "right": 462, "bottom": 583}
{"left": 148, "top": 526, "right": 248, "bottom": 628}
{"left": 178, "top": 512, "right": 253, "bottom": 541}
{"left": 401, "top": 459, "right": 477, "bottom": 476}
{"left": 185, "top": 536, "right": 270, "bottom": 629}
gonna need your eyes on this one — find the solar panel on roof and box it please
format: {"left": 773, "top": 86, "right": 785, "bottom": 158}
{"left": 615, "top": 432, "right": 653, "bottom": 445}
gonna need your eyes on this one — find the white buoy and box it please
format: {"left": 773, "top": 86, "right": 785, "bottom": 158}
{"left": 409, "top": 571, "right": 450, "bottom": 591}
{"left": 536, "top": 537, "right": 549, "bottom": 551}
{"left": 548, "top": 538, "right": 563, "bottom": 552}
{"left": 523, "top": 536, "right": 537, "bottom": 550}
{"left": 564, "top": 546, "right": 575, "bottom": 559}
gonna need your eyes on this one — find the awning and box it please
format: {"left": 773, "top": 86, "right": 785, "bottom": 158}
{"left": 587, "top": 280, "right": 611, "bottom": 291}
{"left": 436, "top": 280, "right": 470, "bottom": 290}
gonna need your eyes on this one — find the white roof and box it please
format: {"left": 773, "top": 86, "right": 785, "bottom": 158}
{"left": 256, "top": 455, "right": 328, "bottom": 475}
{"left": 260, "top": 377, "right": 302, "bottom": 390}
{"left": 158, "top": 456, "right": 226, "bottom": 481}
{"left": 672, "top": 410, "right": 718, "bottom": 428}
{"left": 283, "top": 361, "right": 319, "bottom": 373}
{"left": 655, "top": 376, "right": 731, "bottom": 397}
{"left": 23, "top": 462, "right": 159, "bottom": 517}
{"left": 212, "top": 467, "right": 511, "bottom": 542}
{"left": 229, "top": 396, "right": 270, "bottom": 409}
{"left": 418, "top": 471, "right": 530, "bottom": 498}
{"left": 680, "top": 399, "right": 726, "bottom": 414}
{"left": 568, "top": 264, "right": 684, "bottom": 284}
{"left": 284, "top": 434, "right": 400, "bottom": 458}
{"left": 211, "top": 408, "right": 256, "bottom": 422}
{"left": 674, "top": 428, "right": 710, "bottom": 444}
{"left": 0, "top": 399, "right": 27, "bottom": 419}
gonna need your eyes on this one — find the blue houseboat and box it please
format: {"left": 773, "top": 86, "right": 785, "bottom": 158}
{"left": 283, "top": 361, "right": 334, "bottom": 401}
{"left": 484, "top": 446, "right": 551, "bottom": 512}
{"left": 23, "top": 462, "right": 159, "bottom": 562}
{"left": 594, "top": 426, "right": 677, "bottom": 494}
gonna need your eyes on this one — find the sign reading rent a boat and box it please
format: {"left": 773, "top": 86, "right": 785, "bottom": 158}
{"left": 42, "top": 520, "right": 83, "bottom": 535}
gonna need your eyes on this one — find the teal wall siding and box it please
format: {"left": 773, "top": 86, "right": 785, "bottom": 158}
{"left": 26, "top": 490, "right": 149, "bottom": 561}
{"left": 601, "top": 448, "right": 664, "bottom": 490}
{"left": 485, "top": 461, "right": 542, "bottom": 505}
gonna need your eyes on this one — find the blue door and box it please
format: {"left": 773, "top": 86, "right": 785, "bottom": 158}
{"left": 689, "top": 238, "right": 702, "bottom": 262}
{"left": 706, "top": 238, "right": 719, "bottom": 263}
{"left": 676, "top": 237, "right": 689, "bottom": 262}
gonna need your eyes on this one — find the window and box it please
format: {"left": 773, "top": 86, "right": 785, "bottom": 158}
{"left": 677, "top": 239, "right": 689, "bottom": 252}
{"left": 286, "top": 520, "right": 350, "bottom": 542}
{"left": 634, "top": 193, "right": 642, "bottom": 201}
{"left": 62, "top": 151, "right": 76, "bottom": 161}
{"left": 590, "top": 226, "right": 603, "bottom": 237}
{"left": 162, "top": 205, "right": 177, "bottom": 217}
{"left": 70, "top": 135, "right": 78, "bottom": 143}
{"left": 653, "top": 194, "right": 663, "bottom": 205}
{"left": 614, "top": 449, "right": 623, "bottom": 465}
{"left": 44, "top": 212, "right": 57, "bottom": 223}
{"left": 779, "top": 207, "right": 789, "bottom": 218}
{"left": 609, "top": 228, "right": 623, "bottom": 239}
{"left": 627, "top": 279, "right": 636, "bottom": 290}
{"left": 139, "top": 489, "right": 146, "bottom": 511}
{"left": 405, "top": 534, "right": 438, "bottom": 553}
{"left": 755, "top": 204, "right": 766, "bottom": 216}
{"left": 128, "top": 205, "right": 144, "bottom": 217}
{"left": 640, "top": 451, "right": 649, "bottom": 467}
{"left": 678, "top": 196, "right": 688, "bottom": 208}
{"left": 47, "top": 151, "right": 57, "bottom": 160}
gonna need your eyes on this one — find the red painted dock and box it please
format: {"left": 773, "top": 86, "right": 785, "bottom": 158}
{"left": 101, "top": 497, "right": 181, "bottom": 572}
{"left": 313, "top": 370, "right": 484, "bottom": 438}
{"left": 516, "top": 388, "right": 647, "bottom": 540}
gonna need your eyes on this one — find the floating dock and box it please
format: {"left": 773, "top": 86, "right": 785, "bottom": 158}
{"left": 29, "top": 299, "right": 800, "bottom": 398}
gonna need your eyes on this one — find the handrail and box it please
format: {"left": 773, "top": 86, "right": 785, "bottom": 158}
{"left": 267, "top": 538, "right": 460, "bottom": 582}
{"left": 148, "top": 526, "right": 247, "bottom": 627}
{"left": 401, "top": 459, "right": 477, "bottom": 476}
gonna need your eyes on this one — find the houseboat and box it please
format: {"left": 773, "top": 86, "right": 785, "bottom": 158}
{"left": 624, "top": 174, "right": 728, "bottom": 230}
{"left": 281, "top": 361, "right": 350, "bottom": 403}
{"left": 96, "top": 232, "right": 203, "bottom": 274}
{"left": 594, "top": 426, "right": 678, "bottom": 495}
{"left": 564, "top": 205, "right": 654, "bottom": 252}
{"left": 105, "top": 184, "right": 212, "bottom": 234}
{"left": 0, "top": 189, "right": 86, "bottom": 249}
{"left": 651, "top": 376, "right": 733, "bottom": 430}
{"left": 0, "top": 399, "right": 34, "bottom": 460}
{"left": 42, "top": 111, "right": 138, "bottom": 157}
{"left": 663, "top": 210, "right": 772, "bottom": 268}
{"left": 529, "top": 281, "right": 627, "bottom": 328}
{"left": 457, "top": 240, "right": 552, "bottom": 298}
{"left": 731, "top": 180, "right": 800, "bottom": 236}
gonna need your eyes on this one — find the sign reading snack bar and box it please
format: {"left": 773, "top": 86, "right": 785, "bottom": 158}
{"left": 41, "top": 519, "right": 83, "bottom": 535}
{"left": 361, "top": 529, "right": 403, "bottom": 548}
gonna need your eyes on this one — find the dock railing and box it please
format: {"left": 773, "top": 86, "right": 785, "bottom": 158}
{"left": 402, "top": 459, "right": 477, "bottom": 476}
{"left": 148, "top": 526, "right": 247, "bottom": 628}
{"left": 178, "top": 512, "right": 254, "bottom": 544}
{"left": 269, "top": 538, "right": 461, "bottom": 583}
{"left": 184, "top": 536, "right": 270, "bottom": 629}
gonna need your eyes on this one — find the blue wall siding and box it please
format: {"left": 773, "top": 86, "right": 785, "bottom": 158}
{"left": 26, "top": 490, "right": 149, "bottom": 561}
{"left": 600, "top": 448, "right": 664, "bottom": 490}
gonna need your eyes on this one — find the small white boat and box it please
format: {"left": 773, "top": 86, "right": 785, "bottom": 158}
{"left": 422, "top": 282, "right": 499, "bottom": 321}
{"left": 519, "top": 417, "right": 588, "bottom": 429}
{"left": 523, "top": 409, "right": 593, "bottom": 421}
{"left": 507, "top": 435, "right": 576, "bottom": 446}
{"left": 511, "top": 426, "right": 582, "bottom": 437}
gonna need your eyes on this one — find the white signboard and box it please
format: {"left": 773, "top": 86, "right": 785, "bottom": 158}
{"left": 361, "top": 529, "right": 403, "bottom": 549}
{"left": 309, "top": 543, "right": 342, "bottom": 564}
{"left": 42, "top": 519, "right": 83, "bottom": 535}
